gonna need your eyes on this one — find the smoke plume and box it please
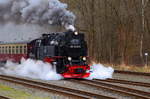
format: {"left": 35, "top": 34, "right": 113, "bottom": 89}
{"left": 0, "top": 0, "right": 75, "bottom": 30}
{"left": 0, "top": 23, "right": 63, "bottom": 42}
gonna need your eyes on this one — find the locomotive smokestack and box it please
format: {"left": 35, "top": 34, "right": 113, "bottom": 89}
{"left": 65, "top": 24, "right": 76, "bottom": 32}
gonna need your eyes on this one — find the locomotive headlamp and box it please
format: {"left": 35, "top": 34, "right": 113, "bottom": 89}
{"left": 74, "top": 31, "right": 78, "bottom": 35}
{"left": 68, "top": 57, "right": 72, "bottom": 61}
{"left": 83, "top": 57, "right": 86, "bottom": 61}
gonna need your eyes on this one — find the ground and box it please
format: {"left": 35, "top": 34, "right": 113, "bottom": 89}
{"left": 0, "top": 83, "right": 50, "bottom": 99}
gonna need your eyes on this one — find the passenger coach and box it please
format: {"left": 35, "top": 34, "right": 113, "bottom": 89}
{"left": 0, "top": 42, "right": 28, "bottom": 62}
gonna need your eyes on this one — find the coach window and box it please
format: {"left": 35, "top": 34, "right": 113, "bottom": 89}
{"left": 1, "top": 46, "right": 2, "bottom": 54}
{"left": 9, "top": 46, "right": 11, "bottom": 54}
{"left": 1, "top": 47, "right": 3, "bottom": 54}
{"left": 2, "top": 47, "right": 4, "bottom": 54}
{"left": 16, "top": 46, "right": 18, "bottom": 54}
{"left": 2, "top": 46, "right": 4, "bottom": 54}
{"left": 3, "top": 46, "right": 4, "bottom": 54}
{"left": 0, "top": 47, "right": 1, "bottom": 54}
{"left": 13, "top": 46, "right": 15, "bottom": 54}
{"left": 0, "top": 46, "right": 1, "bottom": 54}
{"left": 20, "top": 46, "right": 22, "bottom": 54}
{"left": 4, "top": 46, "right": 5, "bottom": 54}
{"left": 5, "top": 46, "right": 8, "bottom": 54}
{"left": 1, "top": 47, "right": 2, "bottom": 54}
{"left": 4, "top": 46, "right": 6, "bottom": 54}
{"left": 12, "top": 46, "right": 14, "bottom": 54}
{"left": 24, "top": 46, "right": 27, "bottom": 54}
{"left": 3, "top": 46, "right": 5, "bottom": 54}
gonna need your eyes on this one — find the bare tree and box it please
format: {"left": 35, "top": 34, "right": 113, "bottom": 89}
{"left": 61, "top": 0, "right": 150, "bottom": 66}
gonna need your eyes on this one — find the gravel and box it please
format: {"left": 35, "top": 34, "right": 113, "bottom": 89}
{"left": 113, "top": 73, "right": 150, "bottom": 83}
{"left": 32, "top": 78, "right": 137, "bottom": 99}
{"left": 107, "top": 82, "right": 150, "bottom": 93}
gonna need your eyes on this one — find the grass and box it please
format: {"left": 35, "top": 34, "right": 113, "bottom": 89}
{"left": 0, "top": 84, "right": 50, "bottom": 99}
{"left": 112, "top": 65, "right": 150, "bottom": 73}
{"left": 92, "top": 61, "right": 150, "bottom": 73}
{"left": 101, "top": 63, "right": 150, "bottom": 73}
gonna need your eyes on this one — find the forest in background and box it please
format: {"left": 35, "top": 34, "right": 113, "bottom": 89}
{"left": 61, "top": 0, "right": 150, "bottom": 66}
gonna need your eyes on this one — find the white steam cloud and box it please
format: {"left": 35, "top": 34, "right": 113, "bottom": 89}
{"left": 0, "top": 0, "right": 76, "bottom": 30}
{"left": 0, "top": 58, "right": 63, "bottom": 80}
{"left": 0, "top": 59, "right": 114, "bottom": 80}
{"left": 86, "top": 64, "right": 114, "bottom": 80}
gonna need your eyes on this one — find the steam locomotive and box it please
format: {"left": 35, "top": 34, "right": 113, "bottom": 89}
{"left": 0, "top": 30, "right": 90, "bottom": 78}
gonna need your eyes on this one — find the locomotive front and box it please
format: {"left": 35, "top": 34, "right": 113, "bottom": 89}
{"left": 60, "top": 31, "right": 90, "bottom": 78}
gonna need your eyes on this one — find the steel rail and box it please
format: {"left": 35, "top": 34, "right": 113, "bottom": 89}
{"left": 69, "top": 79, "right": 150, "bottom": 99}
{"left": 115, "top": 70, "right": 150, "bottom": 76}
{"left": 91, "top": 80, "right": 150, "bottom": 97}
{"left": 96, "top": 78, "right": 150, "bottom": 87}
{"left": 0, "top": 75, "right": 115, "bottom": 99}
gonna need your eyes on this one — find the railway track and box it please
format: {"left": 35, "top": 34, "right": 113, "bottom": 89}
{"left": 0, "top": 96, "right": 10, "bottom": 99}
{"left": 0, "top": 75, "right": 115, "bottom": 99}
{"left": 96, "top": 78, "right": 150, "bottom": 87}
{"left": 115, "top": 70, "right": 150, "bottom": 77}
{"left": 69, "top": 79, "right": 150, "bottom": 99}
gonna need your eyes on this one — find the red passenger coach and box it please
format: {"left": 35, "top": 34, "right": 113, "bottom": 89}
{"left": 0, "top": 42, "right": 28, "bottom": 63}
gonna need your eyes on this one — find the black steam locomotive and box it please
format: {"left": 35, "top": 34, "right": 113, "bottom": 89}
{"left": 28, "top": 30, "right": 90, "bottom": 78}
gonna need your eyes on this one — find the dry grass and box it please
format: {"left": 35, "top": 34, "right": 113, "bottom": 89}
{"left": 93, "top": 61, "right": 150, "bottom": 73}
{"left": 111, "top": 64, "right": 150, "bottom": 73}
